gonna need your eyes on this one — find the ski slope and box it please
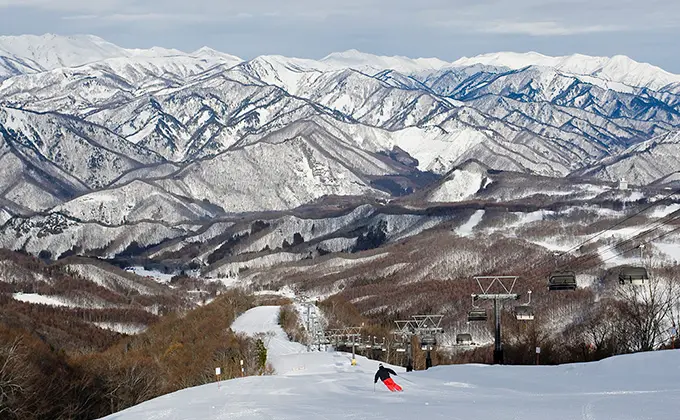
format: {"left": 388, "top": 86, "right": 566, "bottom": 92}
{"left": 102, "top": 306, "right": 680, "bottom": 420}
{"left": 231, "top": 305, "right": 307, "bottom": 361}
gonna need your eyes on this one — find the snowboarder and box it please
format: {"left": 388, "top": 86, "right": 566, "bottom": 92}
{"left": 374, "top": 363, "right": 402, "bottom": 392}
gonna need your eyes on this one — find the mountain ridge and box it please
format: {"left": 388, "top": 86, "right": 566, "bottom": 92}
{"left": 1, "top": 33, "right": 680, "bottom": 261}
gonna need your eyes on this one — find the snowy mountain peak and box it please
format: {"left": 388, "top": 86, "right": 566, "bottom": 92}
{"left": 2, "top": 33, "right": 677, "bottom": 91}
{"left": 320, "top": 49, "right": 451, "bottom": 73}
{"left": 0, "top": 33, "right": 127, "bottom": 70}
{"left": 452, "top": 51, "right": 552, "bottom": 69}
{"left": 192, "top": 46, "right": 242, "bottom": 62}
{"left": 0, "top": 33, "right": 114, "bottom": 47}
{"left": 0, "top": 34, "right": 243, "bottom": 75}
{"left": 452, "top": 51, "right": 680, "bottom": 89}
{"left": 321, "top": 48, "right": 364, "bottom": 60}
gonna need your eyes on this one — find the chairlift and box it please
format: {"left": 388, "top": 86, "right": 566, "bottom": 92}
{"left": 456, "top": 333, "right": 473, "bottom": 346}
{"left": 548, "top": 271, "right": 577, "bottom": 291}
{"left": 468, "top": 294, "right": 488, "bottom": 322}
{"left": 420, "top": 335, "right": 436, "bottom": 350}
{"left": 514, "top": 306, "right": 534, "bottom": 321}
{"left": 393, "top": 334, "right": 407, "bottom": 352}
{"left": 514, "top": 290, "right": 535, "bottom": 321}
{"left": 618, "top": 266, "right": 649, "bottom": 286}
{"left": 374, "top": 337, "right": 387, "bottom": 352}
{"left": 468, "top": 309, "right": 488, "bottom": 322}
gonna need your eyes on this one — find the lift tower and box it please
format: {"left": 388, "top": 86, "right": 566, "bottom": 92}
{"left": 412, "top": 315, "right": 444, "bottom": 369}
{"left": 472, "top": 276, "right": 520, "bottom": 365}
{"left": 394, "top": 320, "right": 417, "bottom": 371}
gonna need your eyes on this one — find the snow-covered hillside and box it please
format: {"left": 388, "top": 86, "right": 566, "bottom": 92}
{"left": 577, "top": 130, "right": 680, "bottom": 185}
{"left": 102, "top": 327, "right": 680, "bottom": 420}
{"left": 427, "top": 161, "right": 492, "bottom": 202}
{"left": 2, "top": 34, "right": 680, "bottom": 260}
{"left": 231, "top": 305, "right": 307, "bottom": 360}
{"left": 0, "top": 34, "right": 242, "bottom": 73}
{"left": 452, "top": 51, "right": 680, "bottom": 90}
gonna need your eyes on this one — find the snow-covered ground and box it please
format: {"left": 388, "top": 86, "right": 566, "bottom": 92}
{"left": 429, "top": 169, "right": 485, "bottom": 202}
{"left": 231, "top": 305, "right": 307, "bottom": 361}
{"left": 11, "top": 292, "right": 76, "bottom": 307}
{"left": 455, "top": 209, "right": 485, "bottom": 236}
{"left": 103, "top": 303, "right": 680, "bottom": 420}
{"left": 12, "top": 292, "right": 110, "bottom": 309}
{"left": 124, "top": 266, "right": 176, "bottom": 283}
{"left": 102, "top": 349, "right": 680, "bottom": 420}
{"left": 92, "top": 322, "right": 147, "bottom": 335}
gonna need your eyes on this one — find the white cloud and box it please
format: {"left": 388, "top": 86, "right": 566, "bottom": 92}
{"left": 0, "top": 0, "right": 132, "bottom": 13}
{"left": 4, "top": 0, "right": 680, "bottom": 32}
{"left": 61, "top": 14, "right": 99, "bottom": 21}
{"left": 481, "top": 21, "right": 625, "bottom": 36}
{"left": 104, "top": 13, "right": 208, "bottom": 22}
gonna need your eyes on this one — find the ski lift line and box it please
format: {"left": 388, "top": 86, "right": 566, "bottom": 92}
{"left": 523, "top": 189, "right": 680, "bottom": 277}
{"left": 552, "top": 188, "right": 680, "bottom": 256}
{"left": 520, "top": 206, "right": 680, "bottom": 288}
{"left": 550, "top": 219, "right": 670, "bottom": 275}
{"left": 598, "top": 223, "right": 680, "bottom": 267}
{"left": 547, "top": 219, "right": 680, "bottom": 282}
{"left": 552, "top": 210, "right": 680, "bottom": 276}
{"left": 555, "top": 207, "right": 680, "bottom": 272}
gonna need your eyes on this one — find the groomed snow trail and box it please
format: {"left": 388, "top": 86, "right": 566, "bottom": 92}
{"left": 230, "top": 305, "right": 307, "bottom": 361}
{"left": 101, "top": 306, "right": 680, "bottom": 419}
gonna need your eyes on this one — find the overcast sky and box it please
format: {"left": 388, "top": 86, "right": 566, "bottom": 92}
{"left": 1, "top": 0, "right": 679, "bottom": 72}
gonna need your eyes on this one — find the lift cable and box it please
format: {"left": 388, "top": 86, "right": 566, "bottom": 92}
{"left": 552, "top": 208, "right": 680, "bottom": 274}
{"left": 522, "top": 188, "right": 680, "bottom": 277}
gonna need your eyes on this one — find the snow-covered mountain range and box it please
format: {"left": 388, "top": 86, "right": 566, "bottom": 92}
{"left": 1, "top": 34, "right": 680, "bottom": 259}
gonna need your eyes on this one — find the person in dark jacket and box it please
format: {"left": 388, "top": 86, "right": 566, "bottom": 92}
{"left": 374, "top": 363, "right": 403, "bottom": 392}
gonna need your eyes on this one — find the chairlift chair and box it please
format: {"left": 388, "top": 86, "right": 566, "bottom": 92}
{"left": 548, "top": 271, "right": 577, "bottom": 291}
{"left": 374, "top": 337, "right": 386, "bottom": 352}
{"left": 468, "top": 294, "right": 489, "bottom": 321}
{"left": 514, "top": 305, "right": 535, "bottom": 321}
{"left": 456, "top": 333, "right": 473, "bottom": 346}
{"left": 514, "top": 290, "right": 535, "bottom": 321}
{"left": 618, "top": 266, "right": 649, "bottom": 286}
{"left": 420, "top": 335, "right": 436, "bottom": 351}
{"left": 468, "top": 309, "right": 488, "bottom": 322}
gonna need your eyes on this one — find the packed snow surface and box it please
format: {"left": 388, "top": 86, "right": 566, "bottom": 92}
{"left": 456, "top": 210, "right": 485, "bottom": 236}
{"left": 103, "top": 305, "right": 680, "bottom": 419}
{"left": 230, "top": 305, "right": 307, "bottom": 360}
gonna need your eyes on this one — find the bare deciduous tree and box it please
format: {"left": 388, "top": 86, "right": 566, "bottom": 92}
{"left": 0, "top": 336, "right": 37, "bottom": 419}
{"left": 615, "top": 277, "right": 680, "bottom": 352}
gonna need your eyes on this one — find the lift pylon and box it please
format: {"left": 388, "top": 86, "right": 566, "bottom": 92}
{"left": 470, "top": 276, "right": 524, "bottom": 365}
